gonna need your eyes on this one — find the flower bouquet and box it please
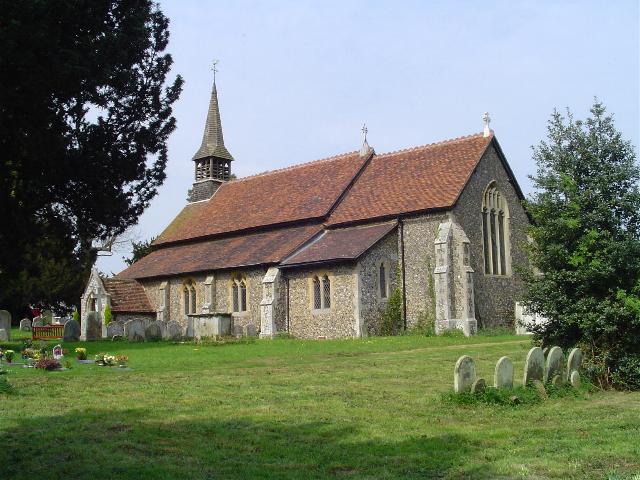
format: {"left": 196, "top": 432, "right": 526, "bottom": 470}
{"left": 35, "top": 358, "right": 61, "bottom": 371}
{"left": 75, "top": 348, "right": 87, "bottom": 360}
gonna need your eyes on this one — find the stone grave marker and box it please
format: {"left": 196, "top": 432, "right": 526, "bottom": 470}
{"left": 550, "top": 375, "right": 563, "bottom": 388}
{"left": 41, "top": 309, "right": 53, "bottom": 324}
{"left": 106, "top": 321, "right": 124, "bottom": 339}
{"left": 244, "top": 324, "right": 257, "bottom": 337}
{"left": 569, "top": 370, "right": 581, "bottom": 388}
{"left": 532, "top": 379, "right": 547, "bottom": 399}
{"left": 20, "top": 318, "right": 32, "bottom": 331}
{"left": 471, "top": 377, "right": 486, "bottom": 394}
{"left": 0, "top": 329, "right": 8, "bottom": 341}
{"left": 59, "top": 316, "right": 71, "bottom": 325}
{"left": 544, "top": 346, "right": 564, "bottom": 384}
{"left": 145, "top": 321, "right": 162, "bottom": 341}
{"left": 32, "top": 316, "right": 44, "bottom": 328}
{"left": 84, "top": 312, "right": 102, "bottom": 340}
{"left": 233, "top": 324, "right": 243, "bottom": 338}
{"left": 566, "top": 348, "right": 583, "bottom": 381}
{"left": 522, "top": 347, "right": 544, "bottom": 386}
{"left": 454, "top": 355, "right": 476, "bottom": 394}
{"left": 124, "top": 318, "right": 146, "bottom": 342}
{"left": 52, "top": 344, "right": 63, "bottom": 360}
{"left": 157, "top": 320, "right": 169, "bottom": 339}
{"left": 494, "top": 356, "right": 514, "bottom": 389}
{"left": 63, "top": 320, "right": 80, "bottom": 341}
{"left": 0, "top": 310, "right": 11, "bottom": 339}
{"left": 166, "top": 321, "right": 182, "bottom": 340}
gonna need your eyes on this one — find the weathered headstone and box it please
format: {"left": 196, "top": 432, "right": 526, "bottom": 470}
{"left": 494, "top": 356, "right": 514, "bottom": 389}
{"left": 145, "top": 321, "right": 162, "bottom": 341}
{"left": 59, "top": 316, "right": 71, "bottom": 325}
{"left": 471, "top": 377, "right": 486, "bottom": 394}
{"left": 0, "top": 310, "right": 11, "bottom": 339}
{"left": 454, "top": 355, "right": 476, "bottom": 394}
{"left": 523, "top": 347, "right": 544, "bottom": 386}
{"left": 566, "top": 348, "right": 583, "bottom": 381}
{"left": 20, "top": 318, "right": 32, "bottom": 331}
{"left": 166, "top": 321, "right": 182, "bottom": 340}
{"left": 111, "top": 334, "right": 124, "bottom": 342}
{"left": 157, "top": 320, "right": 169, "bottom": 339}
{"left": 544, "top": 346, "right": 564, "bottom": 384}
{"left": 84, "top": 312, "right": 101, "bottom": 340}
{"left": 244, "top": 323, "right": 257, "bottom": 337}
{"left": 32, "top": 316, "right": 44, "bottom": 328}
{"left": 542, "top": 347, "right": 549, "bottom": 359}
{"left": 124, "top": 318, "right": 146, "bottom": 342}
{"left": 41, "top": 309, "right": 53, "bottom": 324}
{"left": 532, "top": 379, "right": 547, "bottom": 399}
{"left": 233, "top": 324, "right": 243, "bottom": 338}
{"left": 63, "top": 319, "right": 81, "bottom": 341}
{"left": 570, "top": 370, "right": 581, "bottom": 388}
{"left": 550, "top": 375, "right": 563, "bottom": 388}
{"left": 106, "top": 321, "right": 124, "bottom": 338}
{"left": 0, "top": 329, "right": 8, "bottom": 341}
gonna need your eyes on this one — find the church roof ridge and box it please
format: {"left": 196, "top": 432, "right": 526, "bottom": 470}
{"left": 375, "top": 131, "right": 490, "bottom": 159}
{"left": 228, "top": 150, "right": 359, "bottom": 183}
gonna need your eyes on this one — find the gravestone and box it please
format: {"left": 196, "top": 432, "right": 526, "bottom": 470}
{"left": 106, "top": 321, "right": 124, "bottom": 339}
{"left": 166, "top": 321, "right": 182, "bottom": 340}
{"left": 52, "top": 344, "right": 63, "bottom": 360}
{"left": 41, "top": 309, "right": 53, "bottom": 324}
{"left": 157, "top": 320, "right": 169, "bottom": 339}
{"left": 544, "top": 346, "right": 564, "bottom": 384}
{"left": 494, "top": 356, "right": 514, "bottom": 389}
{"left": 145, "top": 321, "right": 162, "bottom": 341}
{"left": 20, "top": 318, "right": 32, "bottom": 331}
{"left": 233, "top": 324, "right": 243, "bottom": 338}
{"left": 63, "top": 319, "right": 81, "bottom": 341}
{"left": 570, "top": 370, "right": 581, "bottom": 388}
{"left": 124, "top": 318, "right": 146, "bottom": 342}
{"left": 566, "top": 348, "right": 583, "bottom": 381}
{"left": 532, "top": 379, "right": 547, "bottom": 399}
{"left": 454, "top": 355, "right": 476, "bottom": 394}
{"left": 84, "top": 312, "right": 102, "bottom": 340}
{"left": 244, "top": 324, "right": 257, "bottom": 337}
{"left": 542, "top": 347, "right": 549, "bottom": 359}
{"left": 471, "top": 377, "right": 486, "bottom": 394}
{"left": 59, "top": 316, "right": 71, "bottom": 325}
{"left": 111, "top": 334, "right": 124, "bottom": 342}
{"left": 550, "top": 375, "right": 563, "bottom": 388}
{"left": 0, "top": 329, "right": 8, "bottom": 341}
{"left": 32, "top": 316, "right": 44, "bottom": 328}
{"left": 522, "top": 347, "right": 544, "bottom": 386}
{"left": 0, "top": 310, "right": 11, "bottom": 339}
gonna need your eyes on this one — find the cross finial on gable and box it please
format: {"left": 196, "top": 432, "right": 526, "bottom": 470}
{"left": 361, "top": 123, "right": 368, "bottom": 142}
{"left": 483, "top": 112, "right": 492, "bottom": 137}
{"left": 211, "top": 59, "right": 219, "bottom": 84}
{"left": 359, "top": 123, "right": 372, "bottom": 157}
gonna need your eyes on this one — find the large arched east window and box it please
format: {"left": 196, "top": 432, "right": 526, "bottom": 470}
{"left": 231, "top": 276, "right": 248, "bottom": 313}
{"left": 481, "top": 182, "right": 510, "bottom": 275}
{"left": 183, "top": 280, "right": 197, "bottom": 315}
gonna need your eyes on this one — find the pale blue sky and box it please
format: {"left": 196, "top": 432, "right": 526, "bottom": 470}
{"left": 98, "top": 0, "right": 639, "bottom": 274}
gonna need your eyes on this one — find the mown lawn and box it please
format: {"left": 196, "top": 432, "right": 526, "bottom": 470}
{"left": 1, "top": 329, "right": 639, "bottom": 479}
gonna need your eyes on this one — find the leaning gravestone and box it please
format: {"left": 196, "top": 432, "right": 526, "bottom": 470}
{"left": 0, "top": 329, "right": 8, "bottom": 341}
{"left": 32, "top": 316, "right": 44, "bottom": 328}
{"left": 494, "top": 356, "right": 514, "bottom": 389}
{"left": 85, "top": 312, "right": 102, "bottom": 340}
{"left": 454, "top": 355, "right": 476, "bottom": 394}
{"left": 544, "top": 346, "right": 564, "bottom": 384}
{"left": 522, "top": 347, "right": 545, "bottom": 386}
{"left": 124, "top": 318, "right": 146, "bottom": 342}
{"left": 20, "top": 318, "right": 32, "bottom": 331}
{"left": 106, "top": 321, "right": 124, "bottom": 339}
{"left": 63, "top": 319, "right": 81, "bottom": 341}
{"left": 471, "top": 377, "right": 486, "bottom": 394}
{"left": 145, "top": 321, "right": 162, "bottom": 341}
{"left": 0, "top": 310, "right": 11, "bottom": 340}
{"left": 566, "top": 347, "right": 583, "bottom": 381}
{"left": 166, "top": 321, "right": 182, "bottom": 340}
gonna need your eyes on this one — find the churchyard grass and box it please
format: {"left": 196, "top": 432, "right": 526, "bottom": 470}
{"left": 1, "top": 329, "right": 639, "bottom": 479}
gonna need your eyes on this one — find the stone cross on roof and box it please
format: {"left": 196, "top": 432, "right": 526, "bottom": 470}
{"left": 359, "top": 123, "right": 372, "bottom": 157}
{"left": 483, "top": 112, "right": 492, "bottom": 138}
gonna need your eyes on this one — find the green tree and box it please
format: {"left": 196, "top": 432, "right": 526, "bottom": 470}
{"left": 124, "top": 236, "right": 157, "bottom": 266}
{"left": 523, "top": 100, "right": 640, "bottom": 389}
{"left": 0, "top": 1, "right": 183, "bottom": 318}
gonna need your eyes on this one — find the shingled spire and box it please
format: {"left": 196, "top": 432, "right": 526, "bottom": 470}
{"left": 188, "top": 64, "right": 235, "bottom": 202}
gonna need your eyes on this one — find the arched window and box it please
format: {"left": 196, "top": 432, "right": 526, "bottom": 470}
{"left": 379, "top": 263, "right": 387, "bottom": 299}
{"left": 322, "top": 275, "right": 331, "bottom": 308}
{"left": 481, "top": 182, "right": 510, "bottom": 275}
{"left": 183, "top": 280, "right": 197, "bottom": 315}
{"left": 312, "top": 274, "right": 331, "bottom": 310}
{"left": 231, "top": 276, "right": 248, "bottom": 313}
{"left": 312, "top": 276, "right": 322, "bottom": 309}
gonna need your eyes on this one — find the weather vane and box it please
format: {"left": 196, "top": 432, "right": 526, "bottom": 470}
{"left": 211, "top": 59, "right": 219, "bottom": 83}
{"left": 361, "top": 124, "right": 368, "bottom": 142}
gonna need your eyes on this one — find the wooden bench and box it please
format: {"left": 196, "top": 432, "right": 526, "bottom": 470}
{"left": 32, "top": 325, "right": 64, "bottom": 340}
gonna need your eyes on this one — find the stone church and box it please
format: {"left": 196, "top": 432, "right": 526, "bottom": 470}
{"left": 80, "top": 77, "right": 530, "bottom": 340}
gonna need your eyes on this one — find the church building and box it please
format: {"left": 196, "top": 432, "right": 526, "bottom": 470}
{"left": 80, "top": 75, "right": 530, "bottom": 340}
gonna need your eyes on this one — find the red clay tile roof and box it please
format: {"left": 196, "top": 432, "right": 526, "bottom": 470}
{"left": 281, "top": 221, "right": 397, "bottom": 267}
{"left": 119, "top": 224, "right": 322, "bottom": 280}
{"left": 102, "top": 278, "right": 154, "bottom": 313}
{"left": 155, "top": 151, "right": 366, "bottom": 245}
{"left": 327, "top": 133, "right": 492, "bottom": 226}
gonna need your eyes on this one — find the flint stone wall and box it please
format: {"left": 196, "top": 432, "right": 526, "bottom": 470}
{"left": 452, "top": 143, "right": 530, "bottom": 328}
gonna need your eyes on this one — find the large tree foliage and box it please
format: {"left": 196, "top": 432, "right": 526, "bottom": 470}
{"left": 523, "top": 100, "right": 640, "bottom": 389}
{"left": 123, "top": 236, "right": 156, "bottom": 266}
{"left": 0, "top": 1, "right": 182, "bottom": 317}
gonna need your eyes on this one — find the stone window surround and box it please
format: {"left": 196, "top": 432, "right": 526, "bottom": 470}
{"left": 481, "top": 180, "right": 512, "bottom": 277}
{"left": 377, "top": 260, "right": 392, "bottom": 301}
{"left": 309, "top": 270, "right": 333, "bottom": 314}
{"left": 230, "top": 273, "right": 249, "bottom": 316}
{"left": 182, "top": 279, "right": 198, "bottom": 315}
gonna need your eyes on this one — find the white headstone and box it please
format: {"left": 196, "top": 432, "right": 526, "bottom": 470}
{"left": 0, "top": 329, "right": 8, "bottom": 341}
{"left": 20, "top": 318, "right": 32, "bottom": 331}
{"left": 106, "top": 321, "right": 124, "bottom": 339}
{"left": 566, "top": 348, "right": 583, "bottom": 381}
{"left": 544, "top": 346, "right": 564, "bottom": 384}
{"left": 454, "top": 355, "right": 476, "bottom": 393}
{"left": 494, "top": 356, "right": 514, "bottom": 389}
{"left": 523, "top": 347, "right": 545, "bottom": 386}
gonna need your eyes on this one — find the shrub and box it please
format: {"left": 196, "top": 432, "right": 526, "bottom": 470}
{"left": 103, "top": 304, "right": 112, "bottom": 326}
{"left": 3, "top": 350, "right": 15, "bottom": 362}
{"left": 380, "top": 266, "right": 403, "bottom": 336}
{"left": 0, "top": 376, "right": 14, "bottom": 394}
{"left": 35, "top": 358, "right": 61, "bottom": 371}
{"left": 72, "top": 308, "right": 79, "bottom": 322}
